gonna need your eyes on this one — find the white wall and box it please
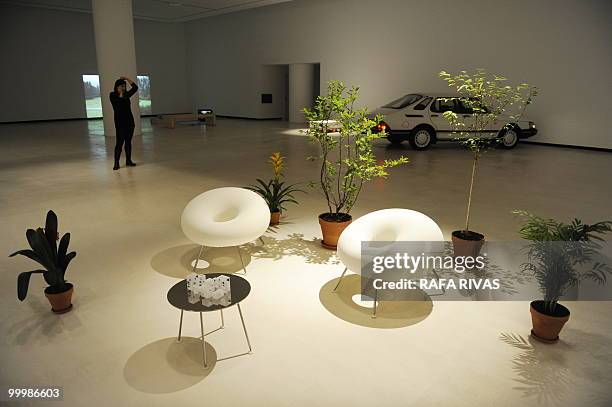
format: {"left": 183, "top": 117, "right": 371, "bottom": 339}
{"left": 0, "top": 4, "right": 191, "bottom": 123}
{"left": 260, "top": 65, "right": 288, "bottom": 119}
{"left": 135, "top": 19, "right": 191, "bottom": 116}
{"left": 0, "top": 4, "right": 97, "bottom": 122}
{"left": 288, "top": 63, "right": 315, "bottom": 123}
{"left": 185, "top": 0, "right": 612, "bottom": 149}
{"left": 185, "top": 11, "right": 262, "bottom": 119}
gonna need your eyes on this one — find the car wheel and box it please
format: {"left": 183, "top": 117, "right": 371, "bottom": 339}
{"left": 386, "top": 132, "right": 404, "bottom": 144}
{"left": 498, "top": 125, "right": 520, "bottom": 149}
{"left": 408, "top": 126, "right": 434, "bottom": 150}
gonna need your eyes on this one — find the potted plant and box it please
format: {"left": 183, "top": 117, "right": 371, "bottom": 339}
{"left": 9, "top": 210, "right": 77, "bottom": 313}
{"left": 247, "top": 152, "right": 302, "bottom": 225}
{"left": 304, "top": 81, "right": 408, "bottom": 248}
{"left": 514, "top": 210, "right": 611, "bottom": 343}
{"left": 439, "top": 69, "right": 537, "bottom": 256}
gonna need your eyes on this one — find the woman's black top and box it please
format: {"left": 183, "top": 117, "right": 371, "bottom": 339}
{"left": 109, "top": 83, "right": 138, "bottom": 128}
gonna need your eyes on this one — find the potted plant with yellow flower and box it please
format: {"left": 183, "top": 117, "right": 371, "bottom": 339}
{"left": 247, "top": 152, "right": 303, "bottom": 225}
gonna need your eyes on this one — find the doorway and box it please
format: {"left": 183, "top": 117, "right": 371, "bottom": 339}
{"left": 261, "top": 63, "right": 320, "bottom": 122}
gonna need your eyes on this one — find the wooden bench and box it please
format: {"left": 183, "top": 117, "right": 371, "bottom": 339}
{"left": 151, "top": 112, "right": 216, "bottom": 129}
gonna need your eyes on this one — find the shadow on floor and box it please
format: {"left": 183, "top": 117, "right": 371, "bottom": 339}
{"left": 243, "top": 233, "right": 339, "bottom": 265}
{"left": 6, "top": 296, "right": 84, "bottom": 347}
{"left": 264, "top": 220, "right": 294, "bottom": 235}
{"left": 499, "top": 332, "right": 572, "bottom": 404}
{"left": 151, "top": 244, "right": 252, "bottom": 279}
{"left": 500, "top": 327, "right": 612, "bottom": 405}
{"left": 123, "top": 337, "right": 217, "bottom": 394}
{"left": 319, "top": 274, "right": 433, "bottom": 329}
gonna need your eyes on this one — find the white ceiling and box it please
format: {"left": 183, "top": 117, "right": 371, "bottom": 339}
{"left": 1, "top": 0, "right": 293, "bottom": 22}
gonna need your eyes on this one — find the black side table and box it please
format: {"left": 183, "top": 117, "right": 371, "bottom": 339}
{"left": 167, "top": 273, "right": 252, "bottom": 368}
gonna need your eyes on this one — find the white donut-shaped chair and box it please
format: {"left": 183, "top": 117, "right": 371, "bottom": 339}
{"left": 337, "top": 208, "right": 444, "bottom": 275}
{"left": 181, "top": 187, "right": 270, "bottom": 248}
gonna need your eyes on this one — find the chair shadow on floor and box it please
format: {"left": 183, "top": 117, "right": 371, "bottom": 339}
{"left": 243, "top": 233, "right": 340, "bottom": 265}
{"left": 151, "top": 244, "right": 252, "bottom": 279}
{"left": 123, "top": 337, "right": 217, "bottom": 394}
{"left": 319, "top": 274, "right": 433, "bottom": 329}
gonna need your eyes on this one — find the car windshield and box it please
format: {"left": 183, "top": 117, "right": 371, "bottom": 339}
{"left": 382, "top": 94, "right": 422, "bottom": 109}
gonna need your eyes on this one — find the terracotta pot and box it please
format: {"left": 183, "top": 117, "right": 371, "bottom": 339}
{"left": 530, "top": 300, "right": 570, "bottom": 343}
{"left": 452, "top": 230, "right": 485, "bottom": 257}
{"left": 44, "top": 283, "right": 74, "bottom": 314}
{"left": 270, "top": 211, "right": 281, "bottom": 225}
{"left": 318, "top": 213, "right": 352, "bottom": 249}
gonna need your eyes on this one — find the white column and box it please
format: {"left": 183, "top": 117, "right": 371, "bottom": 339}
{"left": 92, "top": 0, "right": 140, "bottom": 137}
{"left": 288, "top": 63, "right": 315, "bottom": 123}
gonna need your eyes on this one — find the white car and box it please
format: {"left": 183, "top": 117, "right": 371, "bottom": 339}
{"left": 371, "top": 93, "right": 537, "bottom": 150}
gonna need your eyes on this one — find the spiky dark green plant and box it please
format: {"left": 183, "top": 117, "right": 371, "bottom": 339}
{"left": 247, "top": 152, "right": 303, "bottom": 213}
{"left": 514, "top": 210, "right": 611, "bottom": 314}
{"left": 247, "top": 178, "right": 302, "bottom": 213}
{"left": 9, "top": 210, "right": 76, "bottom": 300}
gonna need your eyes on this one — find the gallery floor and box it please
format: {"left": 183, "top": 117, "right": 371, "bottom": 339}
{"left": 1, "top": 118, "right": 611, "bottom": 406}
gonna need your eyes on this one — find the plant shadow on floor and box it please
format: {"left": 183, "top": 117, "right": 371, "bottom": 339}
{"left": 263, "top": 220, "right": 294, "bottom": 235}
{"left": 499, "top": 329, "right": 612, "bottom": 406}
{"left": 500, "top": 332, "right": 571, "bottom": 404}
{"left": 243, "top": 233, "right": 339, "bottom": 265}
{"left": 5, "top": 296, "right": 84, "bottom": 347}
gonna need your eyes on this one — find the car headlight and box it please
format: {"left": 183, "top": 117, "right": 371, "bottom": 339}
{"left": 529, "top": 121, "right": 536, "bottom": 129}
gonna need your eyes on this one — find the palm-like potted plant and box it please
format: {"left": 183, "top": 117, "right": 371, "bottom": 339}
{"left": 304, "top": 80, "right": 408, "bottom": 248}
{"left": 9, "top": 210, "right": 77, "bottom": 313}
{"left": 440, "top": 69, "right": 537, "bottom": 256}
{"left": 247, "top": 152, "right": 302, "bottom": 225}
{"left": 514, "top": 210, "right": 611, "bottom": 343}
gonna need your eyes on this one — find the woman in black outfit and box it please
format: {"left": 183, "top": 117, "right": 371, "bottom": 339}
{"left": 110, "top": 76, "right": 138, "bottom": 170}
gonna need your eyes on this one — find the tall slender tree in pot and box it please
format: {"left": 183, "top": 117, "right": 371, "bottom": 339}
{"left": 439, "top": 69, "right": 537, "bottom": 256}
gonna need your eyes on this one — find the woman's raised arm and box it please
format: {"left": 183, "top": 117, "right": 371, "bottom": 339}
{"left": 121, "top": 76, "right": 138, "bottom": 97}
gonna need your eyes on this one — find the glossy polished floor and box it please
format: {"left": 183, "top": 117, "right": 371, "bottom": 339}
{"left": 1, "top": 118, "right": 611, "bottom": 406}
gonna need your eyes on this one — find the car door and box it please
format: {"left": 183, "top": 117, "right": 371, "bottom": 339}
{"left": 458, "top": 99, "right": 498, "bottom": 138}
{"left": 429, "top": 97, "right": 480, "bottom": 140}
{"left": 453, "top": 98, "right": 478, "bottom": 139}
{"left": 429, "top": 97, "right": 457, "bottom": 140}
{"left": 380, "top": 94, "right": 423, "bottom": 131}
